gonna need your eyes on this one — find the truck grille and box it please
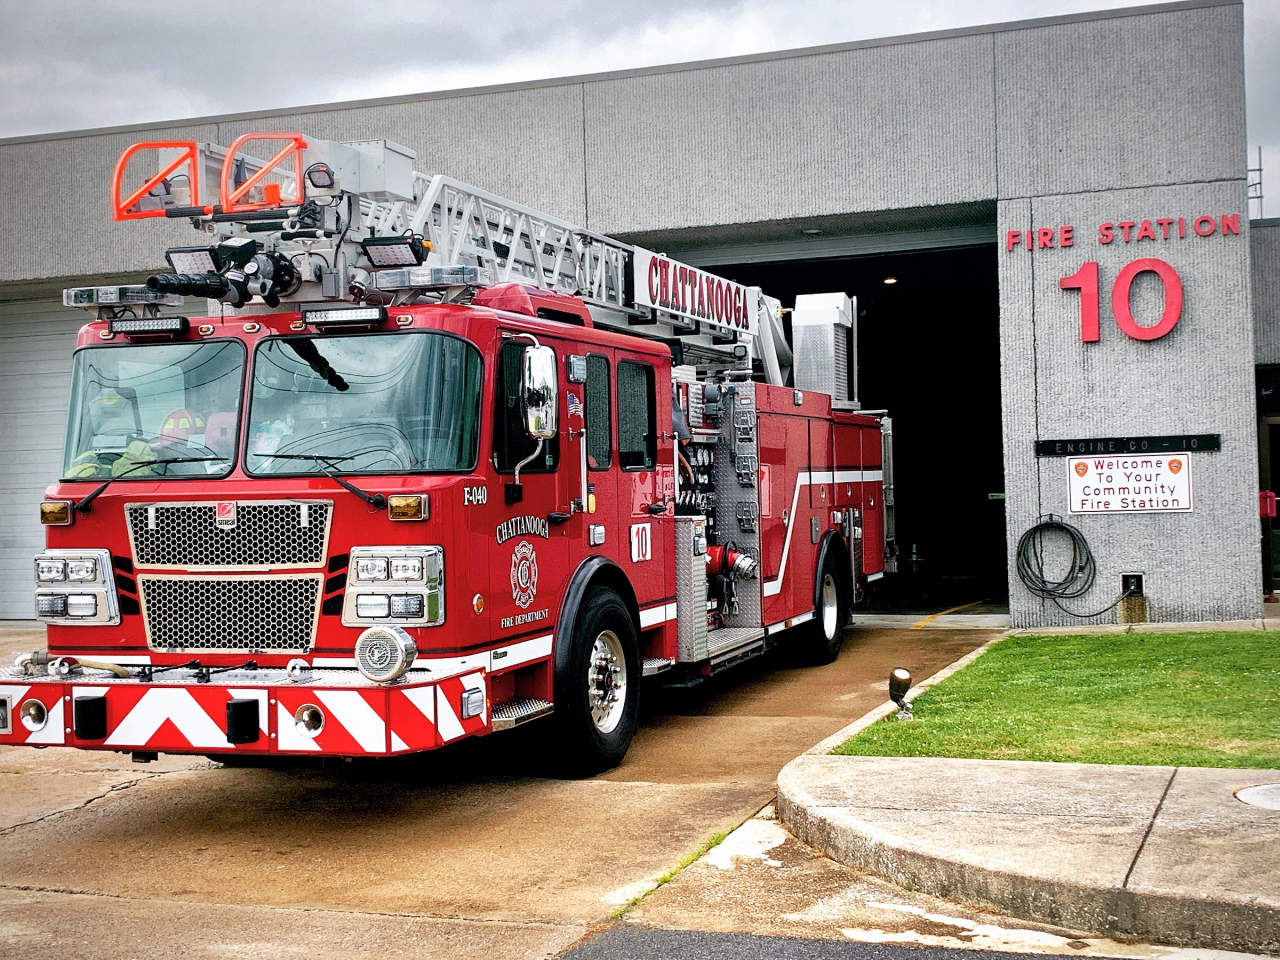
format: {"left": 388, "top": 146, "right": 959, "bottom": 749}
{"left": 139, "top": 575, "right": 322, "bottom": 653}
{"left": 126, "top": 501, "right": 332, "bottom": 569}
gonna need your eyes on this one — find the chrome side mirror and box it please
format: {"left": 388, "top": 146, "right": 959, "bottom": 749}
{"left": 522, "top": 345, "right": 558, "bottom": 440}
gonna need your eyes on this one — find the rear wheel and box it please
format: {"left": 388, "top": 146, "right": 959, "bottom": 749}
{"left": 554, "top": 588, "right": 640, "bottom": 776}
{"left": 805, "top": 554, "right": 850, "bottom": 664}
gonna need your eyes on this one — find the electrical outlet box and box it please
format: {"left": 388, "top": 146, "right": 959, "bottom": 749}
{"left": 1122, "top": 573, "right": 1145, "bottom": 597}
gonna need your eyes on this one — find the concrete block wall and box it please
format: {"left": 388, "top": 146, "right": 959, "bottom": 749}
{"left": 994, "top": 2, "right": 1258, "bottom": 626}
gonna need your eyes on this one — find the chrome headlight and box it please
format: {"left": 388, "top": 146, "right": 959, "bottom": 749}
{"left": 33, "top": 549, "right": 119, "bottom": 626}
{"left": 354, "top": 626, "right": 417, "bottom": 683}
{"left": 343, "top": 546, "right": 444, "bottom": 627}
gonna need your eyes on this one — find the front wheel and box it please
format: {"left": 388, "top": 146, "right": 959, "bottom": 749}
{"left": 553, "top": 588, "right": 641, "bottom": 776}
{"left": 804, "top": 553, "right": 850, "bottom": 664}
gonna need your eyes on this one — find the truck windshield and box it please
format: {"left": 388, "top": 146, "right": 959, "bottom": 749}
{"left": 247, "top": 331, "right": 483, "bottom": 475}
{"left": 62, "top": 341, "right": 244, "bottom": 479}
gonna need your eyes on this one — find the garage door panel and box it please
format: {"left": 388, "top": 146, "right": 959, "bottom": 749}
{"left": 0, "top": 299, "right": 83, "bottom": 618}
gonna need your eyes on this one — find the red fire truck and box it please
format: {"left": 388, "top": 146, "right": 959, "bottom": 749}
{"left": 0, "top": 133, "right": 894, "bottom": 773}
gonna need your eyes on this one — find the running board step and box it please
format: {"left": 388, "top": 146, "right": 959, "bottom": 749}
{"left": 490, "top": 697, "right": 554, "bottom": 731}
{"left": 707, "top": 626, "right": 766, "bottom": 667}
{"left": 642, "top": 657, "right": 675, "bottom": 676}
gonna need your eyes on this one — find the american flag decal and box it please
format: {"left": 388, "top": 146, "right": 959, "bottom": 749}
{"left": 567, "top": 392, "right": 583, "bottom": 418}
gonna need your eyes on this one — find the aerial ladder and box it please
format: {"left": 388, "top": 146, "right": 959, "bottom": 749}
{"left": 81, "top": 132, "right": 799, "bottom": 389}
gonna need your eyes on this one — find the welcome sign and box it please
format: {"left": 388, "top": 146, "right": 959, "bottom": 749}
{"left": 1067, "top": 453, "right": 1193, "bottom": 514}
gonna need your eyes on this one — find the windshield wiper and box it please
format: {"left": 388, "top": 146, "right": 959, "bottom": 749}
{"left": 250, "top": 452, "right": 387, "bottom": 509}
{"left": 75, "top": 457, "right": 228, "bottom": 514}
{"left": 283, "top": 339, "right": 349, "bottom": 392}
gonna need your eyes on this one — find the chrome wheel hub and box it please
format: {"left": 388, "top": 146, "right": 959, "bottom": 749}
{"left": 821, "top": 572, "right": 839, "bottom": 639}
{"left": 587, "top": 629, "right": 627, "bottom": 734}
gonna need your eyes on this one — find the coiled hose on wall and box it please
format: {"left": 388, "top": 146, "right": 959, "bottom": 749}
{"left": 1015, "top": 515, "right": 1132, "bottom": 618}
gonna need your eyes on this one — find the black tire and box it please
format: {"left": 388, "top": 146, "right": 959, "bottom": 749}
{"left": 553, "top": 588, "right": 641, "bottom": 776}
{"left": 804, "top": 553, "right": 850, "bottom": 664}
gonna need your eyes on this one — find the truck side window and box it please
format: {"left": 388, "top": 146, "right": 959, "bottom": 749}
{"left": 493, "top": 341, "right": 558, "bottom": 472}
{"left": 617, "top": 361, "right": 655, "bottom": 471}
{"left": 586, "top": 355, "right": 611, "bottom": 470}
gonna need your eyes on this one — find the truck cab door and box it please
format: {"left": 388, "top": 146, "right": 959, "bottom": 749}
{"left": 616, "top": 359, "right": 667, "bottom": 605}
{"left": 487, "top": 338, "right": 568, "bottom": 644}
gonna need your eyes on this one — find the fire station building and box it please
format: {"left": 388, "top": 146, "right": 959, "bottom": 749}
{"left": 0, "top": 0, "right": 1275, "bottom": 629}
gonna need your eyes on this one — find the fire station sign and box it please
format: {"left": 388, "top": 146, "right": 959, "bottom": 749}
{"left": 1067, "top": 452, "right": 1193, "bottom": 514}
{"left": 632, "top": 247, "right": 757, "bottom": 337}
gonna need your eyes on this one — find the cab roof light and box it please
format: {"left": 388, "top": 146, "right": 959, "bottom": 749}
{"left": 374, "top": 265, "right": 492, "bottom": 291}
{"left": 361, "top": 234, "right": 429, "bottom": 268}
{"left": 164, "top": 245, "right": 219, "bottom": 274}
{"left": 301, "top": 305, "right": 387, "bottom": 328}
{"left": 63, "top": 285, "right": 183, "bottom": 309}
{"left": 108, "top": 316, "right": 190, "bottom": 338}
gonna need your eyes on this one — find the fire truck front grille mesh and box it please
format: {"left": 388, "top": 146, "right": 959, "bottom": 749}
{"left": 126, "top": 502, "right": 331, "bottom": 568}
{"left": 139, "top": 576, "right": 321, "bottom": 652}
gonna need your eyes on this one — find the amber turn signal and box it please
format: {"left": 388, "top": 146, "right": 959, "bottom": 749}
{"left": 387, "top": 494, "right": 427, "bottom": 521}
{"left": 40, "top": 501, "right": 73, "bottom": 526}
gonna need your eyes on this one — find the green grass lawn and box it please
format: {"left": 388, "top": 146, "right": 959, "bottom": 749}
{"left": 834, "top": 631, "right": 1280, "bottom": 768}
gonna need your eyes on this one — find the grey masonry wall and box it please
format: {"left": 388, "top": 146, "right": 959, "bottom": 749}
{"left": 0, "top": 0, "right": 1261, "bottom": 625}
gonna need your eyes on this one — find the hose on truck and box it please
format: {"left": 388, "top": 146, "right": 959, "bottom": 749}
{"left": 1015, "top": 515, "right": 1133, "bottom": 618}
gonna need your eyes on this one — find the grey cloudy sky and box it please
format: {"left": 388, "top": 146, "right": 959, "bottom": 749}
{"left": 0, "top": 0, "right": 1275, "bottom": 191}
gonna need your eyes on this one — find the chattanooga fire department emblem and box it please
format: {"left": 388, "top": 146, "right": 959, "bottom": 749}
{"left": 510, "top": 539, "right": 538, "bottom": 609}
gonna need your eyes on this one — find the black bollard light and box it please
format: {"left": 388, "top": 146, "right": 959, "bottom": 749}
{"left": 889, "top": 668, "right": 914, "bottom": 721}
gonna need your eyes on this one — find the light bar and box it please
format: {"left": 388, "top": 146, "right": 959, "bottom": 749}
{"left": 108, "top": 316, "right": 190, "bottom": 337}
{"left": 63, "top": 285, "right": 183, "bottom": 309}
{"left": 301, "top": 305, "right": 388, "bottom": 327}
{"left": 165, "top": 245, "right": 219, "bottom": 274}
{"left": 362, "top": 234, "right": 428, "bottom": 267}
{"left": 374, "top": 266, "right": 492, "bottom": 291}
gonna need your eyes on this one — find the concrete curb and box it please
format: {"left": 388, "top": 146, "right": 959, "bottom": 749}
{"left": 776, "top": 641, "right": 1280, "bottom": 953}
{"left": 777, "top": 762, "right": 1280, "bottom": 954}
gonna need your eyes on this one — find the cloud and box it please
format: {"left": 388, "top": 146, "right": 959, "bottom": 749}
{"left": 0, "top": 0, "right": 1273, "bottom": 203}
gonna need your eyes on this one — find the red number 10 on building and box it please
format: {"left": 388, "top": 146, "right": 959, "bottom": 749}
{"left": 1059, "top": 258, "right": 1183, "bottom": 342}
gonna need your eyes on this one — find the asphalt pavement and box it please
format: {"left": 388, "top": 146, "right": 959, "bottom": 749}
{"left": 565, "top": 927, "right": 1126, "bottom": 960}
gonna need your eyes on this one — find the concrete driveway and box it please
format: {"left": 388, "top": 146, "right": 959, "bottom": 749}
{"left": 0, "top": 623, "right": 991, "bottom": 959}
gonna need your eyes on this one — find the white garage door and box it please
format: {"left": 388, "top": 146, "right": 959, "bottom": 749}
{"left": 0, "top": 298, "right": 85, "bottom": 619}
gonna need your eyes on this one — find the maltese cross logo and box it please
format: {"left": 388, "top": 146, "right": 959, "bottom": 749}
{"left": 510, "top": 539, "right": 538, "bottom": 609}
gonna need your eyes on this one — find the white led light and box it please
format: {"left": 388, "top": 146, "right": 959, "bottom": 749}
{"left": 66, "top": 558, "right": 97, "bottom": 582}
{"left": 365, "top": 243, "right": 420, "bottom": 267}
{"left": 166, "top": 249, "right": 218, "bottom": 273}
{"left": 355, "top": 557, "right": 389, "bottom": 581}
{"left": 36, "top": 559, "right": 66, "bottom": 583}
{"left": 374, "top": 266, "right": 492, "bottom": 291}
{"left": 36, "top": 595, "right": 68, "bottom": 618}
{"left": 389, "top": 594, "right": 424, "bottom": 618}
{"left": 389, "top": 557, "right": 423, "bottom": 581}
{"left": 65, "top": 595, "right": 97, "bottom": 618}
{"left": 355, "top": 594, "right": 390, "bottom": 618}
{"left": 302, "top": 306, "right": 386, "bottom": 326}
{"left": 62, "top": 286, "right": 182, "bottom": 308}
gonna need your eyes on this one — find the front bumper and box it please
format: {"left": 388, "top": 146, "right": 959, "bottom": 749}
{"left": 0, "top": 663, "right": 488, "bottom": 757}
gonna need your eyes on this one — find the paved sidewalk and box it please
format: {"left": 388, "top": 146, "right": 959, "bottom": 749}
{"left": 778, "top": 755, "right": 1280, "bottom": 954}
